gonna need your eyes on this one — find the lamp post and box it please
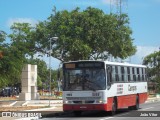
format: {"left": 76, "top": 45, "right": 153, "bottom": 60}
{"left": 49, "top": 36, "right": 58, "bottom": 107}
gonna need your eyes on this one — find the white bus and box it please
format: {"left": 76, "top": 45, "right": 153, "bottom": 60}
{"left": 62, "top": 60, "right": 148, "bottom": 115}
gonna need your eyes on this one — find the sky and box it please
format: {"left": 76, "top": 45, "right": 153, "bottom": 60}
{"left": 0, "top": 0, "right": 160, "bottom": 69}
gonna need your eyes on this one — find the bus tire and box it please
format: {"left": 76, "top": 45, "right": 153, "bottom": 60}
{"left": 111, "top": 98, "right": 117, "bottom": 116}
{"left": 73, "top": 111, "right": 82, "bottom": 116}
{"left": 128, "top": 106, "right": 133, "bottom": 110}
{"left": 133, "top": 96, "right": 139, "bottom": 110}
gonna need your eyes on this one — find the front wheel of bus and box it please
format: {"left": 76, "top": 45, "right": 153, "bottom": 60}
{"left": 74, "top": 111, "right": 82, "bottom": 116}
{"left": 133, "top": 96, "right": 139, "bottom": 110}
{"left": 111, "top": 99, "right": 117, "bottom": 116}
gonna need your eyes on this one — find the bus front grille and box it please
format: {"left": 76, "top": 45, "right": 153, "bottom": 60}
{"left": 73, "top": 101, "right": 94, "bottom": 104}
{"left": 66, "top": 97, "right": 100, "bottom": 100}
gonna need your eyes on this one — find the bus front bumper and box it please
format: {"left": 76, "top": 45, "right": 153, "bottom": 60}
{"left": 63, "top": 104, "right": 108, "bottom": 111}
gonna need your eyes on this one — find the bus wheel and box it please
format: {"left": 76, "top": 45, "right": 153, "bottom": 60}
{"left": 111, "top": 99, "right": 117, "bottom": 116}
{"left": 133, "top": 96, "right": 139, "bottom": 110}
{"left": 128, "top": 106, "right": 134, "bottom": 110}
{"left": 73, "top": 111, "right": 82, "bottom": 116}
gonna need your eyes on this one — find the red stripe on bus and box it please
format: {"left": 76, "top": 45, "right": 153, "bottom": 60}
{"left": 63, "top": 93, "right": 148, "bottom": 111}
{"left": 115, "top": 92, "right": 148, "bottom": 109}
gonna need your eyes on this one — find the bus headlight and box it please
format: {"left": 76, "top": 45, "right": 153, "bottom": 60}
{"left": 96, "top": 100, "right": 106, "bottom": 104}
{"left": 63, "top": 100, "right": 72, "bottom": 104}
{"left": 63, "top": 100, "right": 68, "bottom": 104}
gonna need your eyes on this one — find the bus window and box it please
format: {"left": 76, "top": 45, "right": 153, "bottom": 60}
{"left": 107, "top": 66, "right": 112, "bottom": 84}
{"left": 123, "top": 67, "right": 127, "bottom": 82}
{"left": 137, "top": 68, "right": 140, "bottom": 81}
{"left": 142, "top": 68, "right": 144, "bottom": 81}
{"left": 130, "top": 67, "right": 133, "bottom": 81}
{"left": 127, "top": 67, "right": 131, "bottom": 82}
{"left": 139, "top": 68, "right": 142, "bottom": 81}
{"left": 144, "top": 68, "right": 147, "bottom": 81}
{"left": 121, "top": 67, "right": 124, "bottom": 81}
{"left": 115, "top": 66, "right": 119, "bottom": 82}
{"left": 132, "top": 68, "right": 136, "bottom": 81}
{"left": 111, "top": 66, "right": 116, "bottom": 82}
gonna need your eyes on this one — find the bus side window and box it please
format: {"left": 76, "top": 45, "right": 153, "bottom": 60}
{"left": 107, "top": 66, "right": 112, "bottom": 84}
{"left": 142, "top": 68, "right": 144, "bottom": 81}
{"left": 130, "top": 67, "right": 133, "bottom": 81}
{"left": 115, "top": 66, "right": 119, "bottom": 82}
{"left": 132, "top": 67, "right": 136, "bottom": 81}
{"left": 127, "top": 67, "right": 130, "bottom": 82}
{"left": 144, "top": 68, "right": 147, "bottom": 81}
{"left": 142, "top": 68, "right": 147, "bottom": 81}
{"left": 121, "top": 67, "right": 124, "bottom": 81}
{"left": 139, "top": 68, "right": 142, "bottom": 81}
{"left": 112, "top": 66, "right": 116, "bottom": 82}
{"left": 137, "top": 68, "right": 140, "bottom": 81}
{"left": 124, "top": 67, "right": 127, "bottom": 82}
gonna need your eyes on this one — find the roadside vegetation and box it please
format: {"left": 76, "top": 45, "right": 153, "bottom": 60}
{"left": 0, "top": 6, "right": 142, "bottom": 92}
{"left": 143, "top": 50, "right": 160, "bottom": 93}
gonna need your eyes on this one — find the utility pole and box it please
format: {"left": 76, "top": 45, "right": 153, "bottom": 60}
{"left": 48, "top": 36, "right": 58, "bottom": 107}
{"left": 110, "top": 0, "right": 128, "bottom": 15}
{"left": 110, "top": 0, "right": 131, "bottom": 63}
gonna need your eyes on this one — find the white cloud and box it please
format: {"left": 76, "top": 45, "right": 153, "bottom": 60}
{"left": 7, "top": 18, "right": 38, "bottom": 27}
{"left": 131, "top": 46, "right": 159, "bottom": 64}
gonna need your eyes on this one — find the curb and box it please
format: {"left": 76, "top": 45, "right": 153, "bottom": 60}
{"left": 9, "top": 101, "right": 17, "bottom": 106}
{"left": 22, "top": 101, "right": 29, "bottom": 106}
{"left": 24, "top": 107, "right": 56, "bottom": 111}
{"left": 145, "top": 97, "right": 160, "bottom": 103}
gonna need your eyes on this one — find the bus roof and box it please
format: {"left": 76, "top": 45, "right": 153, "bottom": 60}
{"left": 104, "top": 61, "right": 146, "bottom": 68}
{"left": 63, "top": 60, "right": 146, "bottom": 68}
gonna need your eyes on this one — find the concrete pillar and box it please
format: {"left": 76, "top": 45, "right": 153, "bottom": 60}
{"left": 19, "top": 64, "right": 39, "bottom": 101}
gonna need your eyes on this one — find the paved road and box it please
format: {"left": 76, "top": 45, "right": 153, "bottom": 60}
{"left": 41, "top": 101, "right": 160, "bottom": 120}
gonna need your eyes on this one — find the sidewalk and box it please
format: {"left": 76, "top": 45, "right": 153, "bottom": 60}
{"left": 145, "top": 96, "right": 160, "bottom": 103}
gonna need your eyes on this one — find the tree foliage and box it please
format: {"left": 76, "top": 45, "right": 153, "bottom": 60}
{"left": 0, "top": 6, "right": 137, "bottom": 89}
{"left": 9, "top": 23, "right": 36, "bottom": 58}
{"left": 143, "top": 51, "right": 160, "bottom": 92}
{"left": 35, "top": 7, "right": 136, "bottom": 61}
{"left": 0, "top": 30, "right": 25, "bottom": 88}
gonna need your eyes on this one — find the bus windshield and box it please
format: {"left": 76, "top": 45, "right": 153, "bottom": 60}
{"left": 63, "top": 68, "right": 106, "bottom": 91}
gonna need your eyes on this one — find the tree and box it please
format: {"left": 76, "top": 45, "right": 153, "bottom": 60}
{"left": 0, "top": 23, "right": 38, "bottom": 88}
{"left": 0, "top": 6, "right": 137, "bottom": 89}
{"left": 143, "top": 50, "right": 160, "bottom": 92}
{"left": 0, "top": 30, "right": 8, "bottom": 87}
{"left": 0, "top": 30, "right": 6, "bottom": 42}
{"left": 34, "top": 7, "right": 136, "bottom": 62}
{"left": 0, "top": 23, "right": 60, "bottom": 89}
{"left": 0, "top": 29, "right": 25, "bottom": 88}
{"left": 9, "top": 23, "right": 36, "bottom": 58}
{"left": 0, "top": 30, "right": 7, "bottom": 59}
